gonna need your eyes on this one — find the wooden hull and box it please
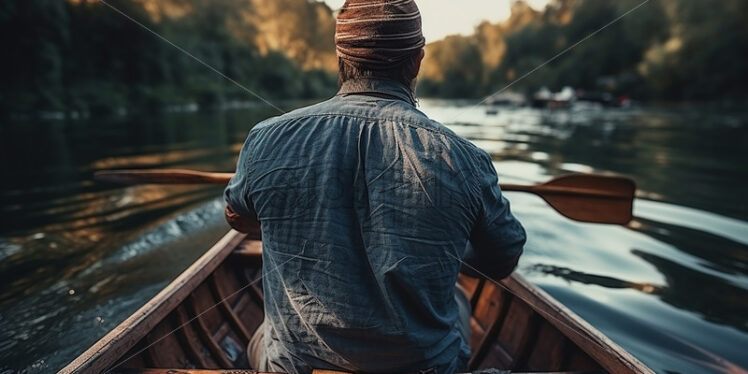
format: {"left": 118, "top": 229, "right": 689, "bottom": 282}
{"left": 60, "top": 231, "right": 653, "bottom": 374}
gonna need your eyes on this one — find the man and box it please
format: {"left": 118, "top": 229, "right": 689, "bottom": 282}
{"left": 224, "top": 1, "right": 526, "bottom": 373}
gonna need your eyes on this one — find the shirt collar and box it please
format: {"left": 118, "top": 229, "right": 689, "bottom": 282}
{"left": 337, "top": 78, "right": 416, "bottom": 106}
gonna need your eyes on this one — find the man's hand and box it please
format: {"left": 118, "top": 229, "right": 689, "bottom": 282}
{"left": 225, "top": 204, "right": 261, "bottom": 239}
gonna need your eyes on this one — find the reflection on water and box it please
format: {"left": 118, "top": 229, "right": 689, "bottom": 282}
{"left": 0, "top": 102, "right": 747, "bottom": 373}
{"left": 0, "top": 107, "right": 278, "bottom": 372}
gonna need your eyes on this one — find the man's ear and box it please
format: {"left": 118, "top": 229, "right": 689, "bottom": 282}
{"left": 413, "top": 48, "right": 425, "bottom": 78}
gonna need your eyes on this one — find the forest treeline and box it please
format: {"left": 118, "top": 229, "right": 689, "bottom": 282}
{"left": 2, "top": 0, "right": 747, "bottom": 116}
{"left": 419, "top": 0, "right": 748, "bottom": 102}
{"left": 0, "top": 0, "right": 339, "bottom": 116}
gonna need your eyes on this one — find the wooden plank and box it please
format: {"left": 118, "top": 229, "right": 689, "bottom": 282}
{"left": 468, "top": 292, "right": 513, "bottom": 370}
{"left": 173, "top": 306, "right": 211, "bottom": 368}
{"left": 234, "top": 293, "right": 264, "bottom": 337}
{"left": 468, "top": 317, "right": 485, "bottom": 352}
{"left": 525, "top": 322, "right": 570, "bottom": 372}
{"left": 141, "top": 336, "right": 158, "bottom": 368}
{"left": 242, "top": 266, "right": 265, "bottom": 306}
{"left": 496, "top": 298, "right": 533, "bottom": 357}
{"left": 509, "top": 312, "right": 542, "bottom": 370}
{"left": 475, "top": 338, "right": 513, "bottom": 369}
{"left": 500, "top": 274, "right": 654, "bottom": 374}
{"left": 472, "top": 282, "right": 505, "bottom": 330}
{"left": 142, "top": 320, "right": 187, "bottom": 368}
{"left": 189, "top": 282, "right": 225, "bottom": 335}
{"left": 469, "top": 278, "right": 486, "bottom": 311}
{"left": 457, "top": 274, "right": 483, "bottom": 306}
{"left": 59, "top": 230, "right": 247, "bottom": 374}
{"left": 213, "top": 263, "right": 243, "bottom": 306}
{"left": 114, "top": 345, "right": 147, "bottom": 370}
{"left": 210, "top": 272, "right": 253, "bottom": 344}
{"left": 567, "top": 350, "right": 602, "bottom": 373}
{"left": 187, "top": 294, "right": 233, "bottom": 368}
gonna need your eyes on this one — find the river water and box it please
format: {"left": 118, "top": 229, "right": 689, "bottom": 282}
{"left": 1, "top": 101, "right": 746, "bottom": 373}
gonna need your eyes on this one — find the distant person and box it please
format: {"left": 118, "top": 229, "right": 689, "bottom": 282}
{"left": 224, "top": 1, "right": 526, "bottom": 373}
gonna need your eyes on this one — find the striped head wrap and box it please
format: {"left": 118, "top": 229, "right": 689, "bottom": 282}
{"left": 335, "top": 0, "right": 426, "bottom": 69}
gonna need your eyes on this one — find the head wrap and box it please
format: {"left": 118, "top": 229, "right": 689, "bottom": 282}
{"left": 335, "top": 0, "right": 426, "bottom": 69}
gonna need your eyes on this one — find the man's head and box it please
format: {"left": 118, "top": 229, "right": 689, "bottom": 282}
{"left": 335, "top": 0, "right": 426, "bottom": 90}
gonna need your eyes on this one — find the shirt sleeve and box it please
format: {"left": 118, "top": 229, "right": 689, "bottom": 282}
{"left": 463, "top": 149, "right": 526, "bottom": 280}
{"left": 224, "top": 134, "right": 257, "bottom": 220}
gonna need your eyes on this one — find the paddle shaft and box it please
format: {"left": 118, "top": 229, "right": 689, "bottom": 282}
{"left": 95, "top": 169, "right": 635, "bottom": 224}
{"left": 95, "top": 169, "right": 234, "bottom": 185}
{"left": 500, "top": 183, "right": 628, "bottom": 198}
{"left": 96, "top": 171, "right": 587, "bottom": 193}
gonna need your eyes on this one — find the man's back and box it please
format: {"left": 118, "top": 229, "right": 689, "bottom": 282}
{"left": 225, "top": 78, "right": 525, "bottom": 374}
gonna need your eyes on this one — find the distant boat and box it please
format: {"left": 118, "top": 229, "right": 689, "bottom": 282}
{"left": 60, "top": 230, "right": 654, "bottom": 374}
{"left": 485, "top": 91, "right": 527, "bottom": 107}
{"left": 532, "top": 86, "right": 575, "bottom": 109}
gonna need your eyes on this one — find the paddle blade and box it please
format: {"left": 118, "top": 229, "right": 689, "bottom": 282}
{"left": 533, "top": 174, "right": 636, "bottom": 224}
{"left": 94, "top": 169, "right": 234, "bottom": 185}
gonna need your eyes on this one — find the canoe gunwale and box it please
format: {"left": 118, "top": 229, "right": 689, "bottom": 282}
{"left": 58, "top": 230, "right": 248, "bottom": 374}
{"left": 59, "top": 231, "right": 653, "bottom": 374}
{"left": 498, "top": 275, "right": 653, "bottom": 374}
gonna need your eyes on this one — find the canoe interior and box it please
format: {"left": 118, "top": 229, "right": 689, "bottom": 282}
{"left": 65, "top": 234, "right": 650, "bottom": 374}
{"left": 111, "top": 240, "right": 265, "bottom": 371}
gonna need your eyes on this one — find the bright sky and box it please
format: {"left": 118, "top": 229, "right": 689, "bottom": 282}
{"left": 322, "top": 0, "right": 551, "bottom": 42}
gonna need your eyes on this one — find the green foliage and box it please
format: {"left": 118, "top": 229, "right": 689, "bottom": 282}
{"left": 5, "top": 0, "right": 745, "bottom": 114}
{"left": 643, "top": 0, "right": 748, "bottom": 101}
{"left": 419, "top": 0, "right": 747, "bottom": 102}
{"left": 0, "top": 0, "right": 69, "bottom": 114}
{"left": 0, "top": 0, "right": 337, "bottom": 117}
{"left": 420, "top": 35, "right": 485, "bottom": 98}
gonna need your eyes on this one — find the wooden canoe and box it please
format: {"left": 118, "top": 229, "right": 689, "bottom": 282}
{"left": 59, "top": 230, "right": 653, "bottom": 374}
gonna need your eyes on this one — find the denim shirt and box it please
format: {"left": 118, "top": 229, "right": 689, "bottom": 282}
{"left": 225, "top": 78, "right": 526, "bottom": 374}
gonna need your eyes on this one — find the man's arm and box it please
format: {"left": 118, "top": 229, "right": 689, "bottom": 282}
{"left": 224, "top": 137, "right": 261, "bottom": 239}
{"left": 462, "top": 151, "right": 526, "bottom": 280}
{"left": 225, "top": 204, "right": 261, "bottom": 238}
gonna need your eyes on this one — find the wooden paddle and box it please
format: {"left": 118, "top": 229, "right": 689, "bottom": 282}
{"left": 500, "top": 174, "right": 635, "bottom": 224}
{"left": 95, "top": 169, "right": 635, "bottom": 224}
{"left": 95, "top": 169, "right": 235, "bottom": 185}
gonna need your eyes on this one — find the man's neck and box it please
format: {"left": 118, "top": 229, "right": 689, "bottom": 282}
{"left": 338, "top": 77, "right": 417, "bottom": 106}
